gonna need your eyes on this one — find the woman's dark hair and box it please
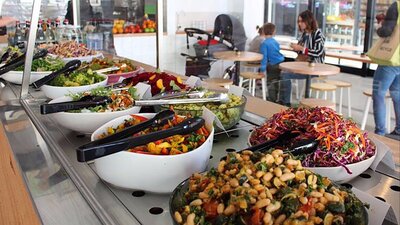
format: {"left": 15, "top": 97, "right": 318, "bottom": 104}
{"left": 256, "top": 25, "right": 263, "bottom": 35}
{"left": 299, "top": 10, "right": 318, "bottom": 32}
{"left": 263, "top": 23, "right": 276, "bottom": 35}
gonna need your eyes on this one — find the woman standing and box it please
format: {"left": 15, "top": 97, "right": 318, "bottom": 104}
{"left": 279, "top": 10, "right": 325, "bottom": 106}
{"left": 372, "top": 1, "right": 400, "bottom": 138}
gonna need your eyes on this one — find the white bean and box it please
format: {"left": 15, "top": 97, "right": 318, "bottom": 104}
{"left": 255, "top": 198, "right": 270, "bottom": 209}
{"left": 266, "top": 201, "right": 281, "bottom": 213}
{"left": 186, "top": 213, "right": 195, "bottom": 225}
{"left": 190, "top": 199, "right": 202, "bottom": 206}
{"left": 174, "top": 211, "right": 182, "bottom": 223}
{"left": 280, "top": 172, "right": 295, "bottom": 182}
{"left": 263, "top": 212, "right": 272, "bottom": 224}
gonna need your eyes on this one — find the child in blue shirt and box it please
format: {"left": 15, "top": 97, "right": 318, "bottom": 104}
{"left": 259, "top": 23, "right": 284, "bottom": 102}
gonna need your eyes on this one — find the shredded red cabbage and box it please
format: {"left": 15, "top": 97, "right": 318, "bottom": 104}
{"left": 250, "top": 107, "right": 376, "bottom": 168}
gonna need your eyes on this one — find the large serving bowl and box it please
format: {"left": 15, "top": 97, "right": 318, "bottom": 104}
{"left": 91, "top": 113, "right": 214, "bottom": 193}
{"left": 48, "top": 52, "right": 103, "bottom": 63}
{"left": 1, "top": 71, "right": 51, "bottom": 85}
{"left": 102, "top": 66, "right": 143, "bottom": 84}
{"left": 48, "top": 95, "right": 141, "bottom": 134}
{"left": 157, "top": 95, "right": 246, "bottom": 132}
{"left": 304, "top": 149, "right": 377, "bottom": 183}
{"left": 41, "top": 74, "right": 108, "bottom": 99}
{"left": 247, "top": 130, "right": 377, "bottom": 183}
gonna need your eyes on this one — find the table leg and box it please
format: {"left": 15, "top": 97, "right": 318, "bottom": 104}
{"left": 305, "top": 77, "right": 311, "bottom": 98}
{"left": 233, "top": 61, "right": 240, "bottom": 86}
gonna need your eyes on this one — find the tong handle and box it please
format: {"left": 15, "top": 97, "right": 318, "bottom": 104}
{"left": 40, "top": 98, "right": 109, "bottom": 114}
{"left": 80, "top": 110, "right": 175, "bottom": 148}
{"left": 77, "top": 117, "right": 204, "bottom": 162}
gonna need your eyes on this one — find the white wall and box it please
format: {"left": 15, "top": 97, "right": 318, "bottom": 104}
{"left": 243, "top": 0, "right": 265, "bottom": 45}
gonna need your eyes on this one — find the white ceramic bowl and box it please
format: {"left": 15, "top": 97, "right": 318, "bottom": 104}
{"left": 48, "top": 96, "right": 141, "bottom": 134}
{"left": 41, "top": 74, "right": 108, "bottom": 99}
{"left": 91, "top": 113, "right": 214, "bottom": 193}
{"left": 1, "top": 71, "right": 52, "bottom": 84}
{"left": 304, "top": 150, "right": 377, "bottom": 183}
{"left": 248, "top": 131, "right": 377, "bottom": 183}
{"left": 48, "top": 52, "right": 103, "bottom": 63}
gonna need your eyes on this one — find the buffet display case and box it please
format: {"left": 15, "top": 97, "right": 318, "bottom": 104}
{"left": 0, "top": 1, "right": 399, "bottom": 225}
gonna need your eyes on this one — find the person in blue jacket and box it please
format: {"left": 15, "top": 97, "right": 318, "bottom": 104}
{"left": 259, "top": 23, "right": 284, "bottom": 102}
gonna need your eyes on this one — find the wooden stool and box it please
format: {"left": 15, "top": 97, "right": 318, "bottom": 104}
{"left": 325, "top": 80, "right": 352, "bottom": 117}
{"left": 204, "top": 78, "right": 233, "bottom": 89}
{"left": 310, "top": 83, "right": 337, "bottom": 103}
{"left": 361, "top": 90, "right": 391, "bottom": 132}
{"left": 300, "top": 98, "right": 336, "bottom": 111}
{"left": 239, "top": 72, "right": 266, "bottom": 100}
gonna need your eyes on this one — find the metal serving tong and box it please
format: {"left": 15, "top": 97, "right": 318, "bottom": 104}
{"left": 150, "top": 89, "right": 205, "bottom": 100}
{"left": 221, "top": 131, "right": 319, "bottom": 161}
{"left": 76, "top": 117, "right": 205, "bottom": 162}
{"left": 78, "top": 110, "right": 175, "bottom": 149}
{"left": 40, "top": 93, "right": 229, "bottom": 114}
{"left": 0, "top": 49, "right": 48, "bottom": 76}
{"left": 32, "top": 59, "right": 81, "bottom": 88}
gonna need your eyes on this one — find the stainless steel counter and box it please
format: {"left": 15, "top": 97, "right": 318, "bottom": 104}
{"left": 1, "top": 81, "right": 399, "bottom": 225}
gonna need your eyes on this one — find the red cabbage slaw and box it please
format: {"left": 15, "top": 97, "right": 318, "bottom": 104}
{"left": 249, "top": 107, "right": 376, "bottom": 170}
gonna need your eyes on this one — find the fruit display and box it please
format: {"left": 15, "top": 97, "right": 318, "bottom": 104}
{"left": 112, "top": 17, "right": 156, "bottom": 34}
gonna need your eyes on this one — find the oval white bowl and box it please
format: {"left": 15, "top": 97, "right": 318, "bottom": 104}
{"left": 91, "top": 113, "right": 214, "bottom": 193}
{"left": 48, "top": 96, "right": 141, "bottom": 134}
{"left": 41, "top": 74, "right": 108, "bottom": 99}
{"left": 2, "top": 71, "right": 52, "bottom": 84}
{"left": 248, "top": 130, "right": 377, "bottom": 183}
{"left": 48, "top": 52, "right": 103, "bottom": 63}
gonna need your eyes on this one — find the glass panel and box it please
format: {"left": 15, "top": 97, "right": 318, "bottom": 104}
{"left": 268, "top": 0, "right": 309, "bottom": 43}
{"left": 314, "top": 0, "right": 366, "bottom": 68}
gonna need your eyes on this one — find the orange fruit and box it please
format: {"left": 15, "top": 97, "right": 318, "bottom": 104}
{"left": 112, "top": 27, "right": 118, "bottom": 34}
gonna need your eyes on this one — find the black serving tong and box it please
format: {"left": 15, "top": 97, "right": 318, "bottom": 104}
{"left": 220, "top": 131, "right": 319, "bottom": 161}
{"left": 40, "top": 95, "right": 111, "bottom": 114}
{"left": 32, "top": 59, "right": 81, "bottom": 88}
{"left": 79, "top": 110, "right": 175, "bottom": 149}
{"left": 0, "top": 49, "right": 48, "bottom": 76}
{"left": 76, "top": 117, "right": 205, "bottom": 162}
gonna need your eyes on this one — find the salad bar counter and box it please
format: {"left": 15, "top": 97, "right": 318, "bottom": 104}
{"left": 0, "top": 78, "right": 399, "bottom": 225}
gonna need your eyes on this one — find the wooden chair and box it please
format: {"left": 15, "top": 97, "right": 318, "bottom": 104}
{"left": 309, "top": 83, "right": 337, "bottom": 103}
{"left": 239, "top": 72, "right": 266, "bottom": 100}
{"left": 299, "top": 98, "right": 336, "bottom": 111}
{"left": 204, "top": 78, "right": 233, "bottom": 89}
{"left": 324, "top": 80, "right": 352, "bottom": 117}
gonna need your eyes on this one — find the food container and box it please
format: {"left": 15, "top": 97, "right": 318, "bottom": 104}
{"left": 48, "top": 95, "right": 141, "bottom": 134}
{"left": 247, "top": 130, "right": 377, "bottom": 183}
{"left": 1, "top": 71, "right": 51, "bottom": 85}
{"left": 91, "top": 113, "right": 214, "bottom": 193}
{"left": 157, "top": 95, "right": 246, "bottom": 131}
{"left": 102, "top": 66, "right": 143, "bottom": 84}
{"left": 41, "top": 73, "right": 108, "bottom": 99}
{"left": 48, "top": 52, "right": 104, "bottom": 63}
{"left": 170, "top": 150, "right": 369, "bottom": 225}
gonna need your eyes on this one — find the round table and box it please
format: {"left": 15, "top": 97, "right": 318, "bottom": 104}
{"left": 213, "top": 51, "right": 263, "bottom": 85}
{"left": 279, "top": 62, "right": 340, "bottom": 98}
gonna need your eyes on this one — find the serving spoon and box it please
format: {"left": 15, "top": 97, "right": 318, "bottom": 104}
{"left": 76, "top": 117, "right": 205, "bottom": 162}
